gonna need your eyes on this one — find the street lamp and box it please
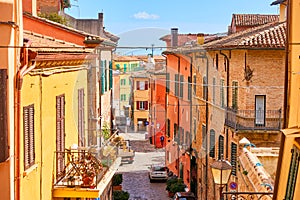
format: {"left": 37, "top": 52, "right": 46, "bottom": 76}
{"left": 211, "top": 157, "right": 232, "bottom": 200}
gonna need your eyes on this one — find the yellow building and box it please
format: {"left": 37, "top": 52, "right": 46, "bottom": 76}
{"left": 273, "top": 0, "right": 300, "bottom": 199}
{"left": 132, "top": 75, "right": 150, "bottom": 132}
{"left": 0, "top": 0, "right": 23, "bottom": 199}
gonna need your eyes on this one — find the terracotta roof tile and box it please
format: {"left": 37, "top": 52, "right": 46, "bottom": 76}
{"left": 203, "top": 21, "right": 286, "bottom": 50}
{"left": 24, "top": 30, "right": 93, "bottom": 53}
{"left": 233, "top": 14, "right": 279, "bottom": 27}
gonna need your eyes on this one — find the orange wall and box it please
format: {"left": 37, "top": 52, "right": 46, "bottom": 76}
{"left": 23, "top": 14, "right": 85, "bottom": 46}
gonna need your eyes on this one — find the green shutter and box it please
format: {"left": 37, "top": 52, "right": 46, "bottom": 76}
{"left": 232, "top": 81, "right": 238, "bottom": 110}
{"left": 180, "top": 75, "right": 184, "bottom": 98}
{"left": 101, "top": 60, "right": 105, "bottom": 94}
{"left": 231, "top": 142, "right": 237, "bottom": 176}
{"left": 166, "top": 73, "right": 170, "bottom": 93}
{"left": 209, "top": 130, "right": 215, "bottom": 158}
{"left": 218, "top": 135, "right": 224, "bottom": 159}
{"left": 109, "top": 61, "right": 113, "bottom": 89}
{"left": 220, "top": 79, "right": 224, "bottom": 107}
{"left": 175, "top": 74, "right": 179, "bottom": 96}
{"left": 202, "top": 125, "right": 206, "bottom": 149}
{"left": 285, "top": 145, "right": 300, "bottom": 200}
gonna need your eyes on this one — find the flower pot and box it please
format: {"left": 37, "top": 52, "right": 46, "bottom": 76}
{"left": 113, "top": 185, "right": 122, "bottom": 191}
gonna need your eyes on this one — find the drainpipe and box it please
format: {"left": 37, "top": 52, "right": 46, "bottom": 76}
{"left": 15, "top": 41, "right": 36, "bottom": 200}
{"left": 220, "top": 50, "right": 230, "bottom": 159}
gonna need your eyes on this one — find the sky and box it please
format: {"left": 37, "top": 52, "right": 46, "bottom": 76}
{"left": 65, "top": 0, "right": 279, "bottom": 55}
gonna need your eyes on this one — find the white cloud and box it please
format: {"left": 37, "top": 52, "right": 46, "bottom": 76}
{"left": 133, "top": 11, "right": 160, "bottom": 20}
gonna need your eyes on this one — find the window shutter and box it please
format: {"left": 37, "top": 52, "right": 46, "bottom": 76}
{"left": 136, "top": 101, "right": 140, "bottom": 110}
{"left": 78, "top": 89, "right": 85, "bottom": 147}
{"left": 188, "top": 76, "right": 191, "bottom": 100}
{"left": 232, "top": 81, "right": 238, "bottom": 110}
{"left": 105, "top": 60, "right": 108, "bottom": 92}
{"left": 109, "top": 61, "right": 113, "bottom": 89}
{"left": 180, "top": 75, "right": 184, "bottom": 98}
{"left": 202, "top": 125, "right": 207, "bottom": 149}
{"left": 175, "top": 74, "right": 179, "bottom": 96}
{"left": 145, "top": 81, "right": 148, "bottom": 90}
{"left": 56, "top": 95, "right": 65, "bottom": 178}
{"left": 101, "top": 60, "right": 105, "bottom": 94}
{"left": 218, "top": 135, "right": 224, "bottom": 159}
{"left": 213, "top": 77, "right": 216, "bottom": 104}
{"left": 23, "top": 104, "right": 35, "bottom": 169}
{"left": 231, "top": 142, "right": 237, "bottom": 176}
{"left": 137, "top": 81, "right": 140, "bottom": 90}
{"left": 285, "top": 146, "right": 300, "bottom": 199}
{"left": 193, "top": 75, "right": 196, "bottom": 95}
{"left": 145, "top": 101, "right": 148, "bottom": 110}
{"left": 0, "top": 69, "right": 8, "bottom": 163}
{"left": 220, "top": 79, "right": 225, "bottom": 108}
{"left": 166, "top": 73, "right": 170, "bottom": 93}
{"left": 23, "top": 107, "right": 30, "bottom": 169}
{"left": 167, "top": 119, "right": 170, "bottom": 137}
{"left": 209, "top": 130, "right": 215, "bottom": 158}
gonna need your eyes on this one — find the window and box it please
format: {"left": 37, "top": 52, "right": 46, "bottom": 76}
{"left": 105, "top": 60, "right": 108, "bottom": 92}
{"left": 180, "top": 75, "right": 184, "bottom": 98}
{"left": 120, "top": 79, "right": 126, "bottom": 85}
{"left": 136, "top": 101, "right": 148, "bottom": 110}
{"left": 23, "top": 104, "right": 35, "bottom": 170}
{"left": 285, "top": 145, "right": 300, "bottom": 199}
{"left": 166, "top": 73, "right": 170, "bottom": 93}
{"left": 136, "top": 81, "right": 148, "bottom": 90}
{"left": 174, "top": 123, "right": 178, "bottom": 141}
{"left": 231, "top": 142, "right": 237, "bottom": 176}
{"left": 212, "top": 77, "right": 216, "bottom": 104}
{"left": 100, "top": 60, "right": 105, "bottom": 94}
{"left": 209, "top": 129, "right": 215, "bottom": 158}
{"left": 121, "top": 94, "right": 126, "bottom": 101}
{"left": 232, "top": 81, "right": 238, "bottom": 110}
{"left": 175, "top": 74, "right": 179, "bottom": 96}
{"left": 203, "top": 76, "right": 207, "bottom": 100}
{"left": 124, "top": 64, "right": 127, "bottom": 72}
{"left": 215, "top": 53, "right": 219, "bottom": 70}
{"left": 185, "top": 131, "right": 190, "bottom": 147}
{"left": 202, "top": 124, "right": 207, "bottom": 149}
{"left": 116, "top": 64, "right": 120, "bottom": 70}
{"left": 193, "top": 119, "right": 197, "bottom": 142}
{"left": 218, "top": 135, "right": 224, "bottom": 159}
{"left": 0, "top": 69, "right": 8, "bottom": 163}
{"left": 188, "top": 76, "right": 192, "bottom": 100}
{"left": 109, "top": 61, "right": 113, "bottom": 89}
{"left": 220, "top": 79, "right": 225, "bottom": 108}
{"left": 166, "top": 119, "right": 170, "bottom": 137}
{"left": 193, "top": 75, "right": 197, "bottom": 96}
{"left": 56, "top": 94, "right": 65, "bottom": 178}
{"left": 78, "top": 89, "right": 85, "bottom": 147}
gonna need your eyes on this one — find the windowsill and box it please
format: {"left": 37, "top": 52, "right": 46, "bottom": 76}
{"left": 23, "top": 163, "right": 38, "bottom": 177}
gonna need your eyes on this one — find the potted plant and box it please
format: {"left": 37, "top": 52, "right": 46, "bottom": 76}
{"left": 112, "top": 173, "right": 123, "bottom": 190}
{"left": 113, "top": 190, "right": 130, "bottom": 200}
{"left": 166, "top": 178, "right": 186, "bottom": 198}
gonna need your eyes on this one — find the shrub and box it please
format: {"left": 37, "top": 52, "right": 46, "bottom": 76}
{"left": 113, "top": 190, "right": 130, "bottom": 200}
{"left": 112, "top": 173, "right": 123, "bottom": 186}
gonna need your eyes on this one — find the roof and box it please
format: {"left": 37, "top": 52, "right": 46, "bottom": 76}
{"left": 202, "top": 21, "right": 286, "bottom": 50}
{"left": 271, "top": 0, "right": 286, "bottom": 5}
{"left": 24, "top": 30, "right": 92, "bottom": 53}
{"left": 232, "top": 14, "right": 279, "bottom": 27}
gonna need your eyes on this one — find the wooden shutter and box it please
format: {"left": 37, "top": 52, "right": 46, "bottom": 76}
{"left": 0, "top": 69, "right": 8, "bottom": 162}
{"left": 166, "top": 73, "right": 170, "bottom": 93}
{"left": 175, "top": 74, "right": 179, "bottom": 96}
{"left": 209, "top": 129, "right": 215, "bottom": 158}
{"left": 231, "top": 142, "right": 237, "bottom": 176}
{"left": 232, "top": 81, "right": 238, "bottom": 110}
{"left": 145, "top": 101, "right": 149, "bottom": 110}
{"left": 218, "top": 135, "right": 224, "bottom": 159}
{"left": 105, "top": 60, "right": 108, "bottom": 92}
{"left": 145, "top": 81, "right": 148, "bottom": 90}
{"left": 23, "top": 104, "right": 35, "bottom": 170}
{"left": 56, "top": 95, "right": 65, "bottom": 178}
{"left": 193, "top": 75, "right": 196, "bottom": 95}
{"left": 202, "top": 125, "right": 206, "bottom": 149}
{"left": 285, "top": 145, "right": 300, "bottom": 199}
{"left": 167, "top": 119, "right": 170, "bottom": 137}
{"left": 78, "top": 89, "right": 85, "bottom": 147}
{"left": 109, "top": 61, "right": 113, "bottom": 89}
{"left": 136, "top": 81, "right": 140, "bottom": 90}
{"left": 188, "top": 76, "right": 192, "bottom": 100}
{"left": 180, "top": 75, "right": 184, "bottom": 98}
{"left": 220, "top": 79, "right": 225, "bottom": 108}
{"left": 101, "top": 60, "right": 105, "bottom": 94}
{"left": 136, "top": 101, "right": 140, "bottom": 110}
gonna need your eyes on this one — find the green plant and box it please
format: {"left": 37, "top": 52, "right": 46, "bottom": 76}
{"left": 112, "top": 173, "right": 123, "bottom": 186}
{"left": 243, "top": 170, "right": 248, "bottom": 175}
{"left": 169, "top": 179, "right": 186, "bottom": 193}
{"left": 102, "top": 122, "right": 111, "bottom": 140}
{"left": 38, "top": 13, "right": 68, "bottom": 25}
{"left": 113, "top": 190, "right": 130, "bottom": 200}
{"left": 166, "top": 177, "right": 179, "bottom": 191}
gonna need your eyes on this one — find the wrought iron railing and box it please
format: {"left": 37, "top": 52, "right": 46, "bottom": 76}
{"left": 225, "top": 108, "right": 282, "bottom": 131}
{"left": 222, "top": 191, "right": 273, "bottom": 200}
{"left": 54, "top": 131, "right": 121, "bottom": 188}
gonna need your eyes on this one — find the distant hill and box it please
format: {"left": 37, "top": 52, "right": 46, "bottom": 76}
{"left": 116, "top": 28, "right": 169, "bottom": 56}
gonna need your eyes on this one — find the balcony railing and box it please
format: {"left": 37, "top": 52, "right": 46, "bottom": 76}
{"left": 223, "top": 191, "right": 273, "bottom": 200}
{"left": 225, "top": 108, "right": 282, "bottom": 131}
{"left": 53, "top": 132, "right": 121, "bottom": 189}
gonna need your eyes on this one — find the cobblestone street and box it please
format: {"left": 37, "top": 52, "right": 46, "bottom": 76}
{"left": 117, "top": 132, "right": 170, "bottom": 200}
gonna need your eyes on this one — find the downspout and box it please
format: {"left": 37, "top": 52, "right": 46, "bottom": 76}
{"left": 162, "top": 53, "right": 168, "bottom": 164}
{"left": 15, "top": 42, "right": 36, "bottom": 200}
{"left": 99, "top": 48, "right": 102, "bottom": 147}
{"left": 39, "top": 74, "right": 43, "bottom": 200}
{"left": 204, "top": 54, "right": 209, "bottom": 200}
{"left": 220, "top": 51, "right": 230, "bottom": 159}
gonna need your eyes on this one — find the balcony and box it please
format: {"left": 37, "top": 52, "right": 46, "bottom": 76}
{"left": 52, "top": 134, "right": 122, "bottom": 198}
{"left": 225, "top": 108, "right": 282, "bottom": 131}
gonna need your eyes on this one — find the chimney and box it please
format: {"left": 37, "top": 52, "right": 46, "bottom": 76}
{"left": 197, "top": 33, "right": 205, "bottom": 45}
{"left": 171, "top": 28, "right": 178, "bottom": 47}
{"left": 98, "top": 12, "right": 104, "bottom": 37}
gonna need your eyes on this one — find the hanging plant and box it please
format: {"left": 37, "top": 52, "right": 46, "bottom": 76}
{"left": 102, "top": 122, "right": 111, "bottom": 140}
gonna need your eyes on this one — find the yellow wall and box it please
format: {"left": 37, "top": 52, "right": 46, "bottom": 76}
{"left": 20, "top": 68, "right": 88, "bottom": 200}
